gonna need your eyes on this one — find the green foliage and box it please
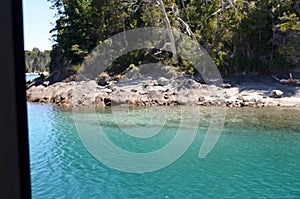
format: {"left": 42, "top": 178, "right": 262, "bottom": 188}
{"left": 70, "top": 64, "right": 82, "bottom": 73}
{"left": 280, "top": 13, "right": 300, "bottom": 32}
{"left": 127, "top": 64, "right": 137, "bottom": 71}
{"left": 71, "top": 44, "right": 88, "bottom": 56}
{"left": 180, "top": 59, "right": 195, "bottom": 75}
{"left": 266, "top": 55, "right": 286, "bottom": 73}
{"left": 25, "top": 48, "right": 51, "bottom": 72}
{"left": 277, "top": 11, "right": 300, "bottom": 66}
{"left": 48, "top": 0, "right": 300, "bottom": 75}
{"left": 216, "top": 51, "right": 229, "bottom": 68}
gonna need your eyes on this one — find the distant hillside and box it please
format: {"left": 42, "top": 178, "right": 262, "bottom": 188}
{"left": 25, "top": 47, "right": 51, "bottom": 73}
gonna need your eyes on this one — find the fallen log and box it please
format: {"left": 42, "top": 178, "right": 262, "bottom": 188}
{"left": 271, "top": 73, "right": 300, "bottom": 85}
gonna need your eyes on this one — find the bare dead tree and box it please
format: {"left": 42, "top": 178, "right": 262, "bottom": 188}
{"left": 157, "top": 0, "right": 179, "bottom": 65}
{"left": 211, "top": 0, "right": 249, "bottom": 17}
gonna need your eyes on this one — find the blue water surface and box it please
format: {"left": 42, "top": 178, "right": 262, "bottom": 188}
{"left": 27, "top": 103, "right": 300, "bottom": 198}
{"left": 26, "top": 74, "right": 39, "bottom": 82}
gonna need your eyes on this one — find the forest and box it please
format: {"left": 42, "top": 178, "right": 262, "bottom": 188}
{"left": 47, "top": 0, "right": 300, "bottom": 80}
{"left": 25, "top": 48, "right": 51, "bottom": 73}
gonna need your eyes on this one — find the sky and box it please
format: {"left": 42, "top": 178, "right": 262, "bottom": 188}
{"left": 23, "top": 0, "right": 56, "bottom": 51}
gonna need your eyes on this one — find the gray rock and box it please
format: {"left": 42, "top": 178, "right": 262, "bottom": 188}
{"left": 198, "top": 96, "right": 206, "bottom": 102}
{"left": 141, "top": 80, "right": 155, "bottom": 88}
{"left": 124, "top": 67, "right": 140, "bottom": 79}
{"left": 157, "top": 77, "right": 170, "bottom": 86}
{"left": 269, "top": 90, "right": 283, "bottom": 98}
{"left": 194, "top": 73, "right": 205, "bottom": 83}
{"left": 149, "top": 86, "right": 168, "bottom": 93}
{"left": 97, "top": 76, "right": 110, "bottom": 86}
{"left": 237, "top": 95, "right": 244, "bottom": 101}
{"left": 97, "top": 72, "right": 110, "bottom": 85}
{"left": 224, "top": 94, "right": 231, "bottom": 99}
{"left": 86, "top": 80, "right": 98, "bottom": 89}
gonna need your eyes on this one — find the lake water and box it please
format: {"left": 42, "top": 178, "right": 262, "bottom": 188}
{"left": 27, "top": 103, "right": 300, "bottom": 198}
{"left": 26, "top": 74, "right": 39, "bottom": 82}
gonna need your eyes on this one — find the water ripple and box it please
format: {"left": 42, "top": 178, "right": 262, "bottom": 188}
{"left": 28, "top": 104, "right": 300, "bottom": 198}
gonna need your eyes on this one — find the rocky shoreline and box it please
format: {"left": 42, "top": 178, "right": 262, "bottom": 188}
{"left": 26, "top": 72, "right": 300, "bottom": 108}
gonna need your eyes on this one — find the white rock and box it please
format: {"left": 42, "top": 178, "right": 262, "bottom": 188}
{"left": 102, "top": 88, "right": 112, "bottom": 93}
{"left": 269, "top": 90, "right": 283, "bottom": 98}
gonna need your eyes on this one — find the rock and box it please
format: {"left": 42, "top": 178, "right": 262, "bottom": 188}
{"left": 102, "top": 88, "right": 113, "bottom": 93}
{"left": 86, "top": 80, "right": 98, "bottom": 89}
{"left": 237, "top": 95, "right": 244, "bottom": 101}
{"left": 157, "top": 77, "right": 170, "bottom": 86}
{"left": 97, "top": 77, "right": 108, "bottom": 86}
{"left": 42, "top": 81, "right": 50, "bottom": 87}
{"left": 67, "top": 89, "right": 73, "bottom": 98}
{"left": 63, "top": 74, "right": 76, "bottom": 83}
{"left": 269, "top": 90, "right": 283, "bottom": 98}
{"left": 177, "top": 79, "right": 196, "bottom": 89}
{"left": 109, "top": 96, "right": 123, "bottom": 105}
{"left": 149, "top": 86, "right": 168, "bottom": 93}
{"left": 95, "top": 94, "right": 105, "bottom": 107}
{"left": 141, "top": 80, "right": 154, "bottom": 88}
{"left": 97, "top": 72, "right": 110, "bottom": 86}
{"left": 193, "top": 73, "right": 205, "bottom": 83}
{"left": 221, "top": 83, "right": 231, "bottom": 89}
{"left": 164, "top": 69, "right": 178, "bottom": 79}
{"left": 124, "top": 67, "right": 140, "bottom": 79}
{"left": 224, "top": 94, "right": 231, "bottom": 99}
{"left": 138, "top": 64, "right": 180, "bottom": 79}
{"left": 198, "top": 96, "right": 206, "bottom": 102}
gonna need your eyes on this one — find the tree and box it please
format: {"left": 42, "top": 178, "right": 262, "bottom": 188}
{"left": 48, "top": 0, "right": 300, "bottom": 77}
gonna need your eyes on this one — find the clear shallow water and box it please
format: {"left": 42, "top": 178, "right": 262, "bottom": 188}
{"left": 28, "top": 103, "right": 300, "bottom": 198}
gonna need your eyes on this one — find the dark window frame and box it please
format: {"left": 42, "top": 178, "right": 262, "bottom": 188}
{"left": 0, "top": 0, "right": 31, "bottom": 198}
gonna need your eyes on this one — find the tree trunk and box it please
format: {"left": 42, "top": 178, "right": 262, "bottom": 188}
{"left": 158, "top": 0, "right": 179, "bottom": 65}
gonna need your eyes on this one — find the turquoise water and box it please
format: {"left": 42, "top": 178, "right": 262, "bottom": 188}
{"left": 27, "top": 103, "right": 300, "bottom": 198}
